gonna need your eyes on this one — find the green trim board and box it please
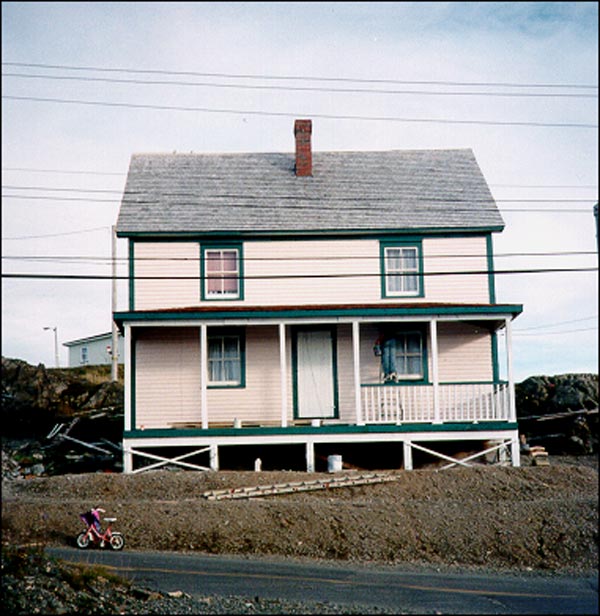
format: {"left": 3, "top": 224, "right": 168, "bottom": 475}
{"left": 123, "top": 421, "right": 518, "bottom": 439}
{"left": 491, "top": 331, "right": 500, "bottom": 383}
{"left": 117, "top": 226, "right": 505, "bottom": 240}
{"left": 115, "top": 304, "right": 523, "bottom": 327}
{"left": 486, "top": 233, "right": 497, "bottom": 304}
{"left": 128, "top": 239, "right": 135, "bottom": 312}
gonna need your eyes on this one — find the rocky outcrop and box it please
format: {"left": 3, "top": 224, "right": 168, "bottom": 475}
{"left": 1, "top": 357, "right": 124, "bottom": 476}
{"left": 516, "top": 373, "right": 598, "bottom": 454}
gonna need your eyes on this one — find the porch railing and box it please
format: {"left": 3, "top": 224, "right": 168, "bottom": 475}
{"left": 361, "top": 382, "right": 510, "bottom": 424}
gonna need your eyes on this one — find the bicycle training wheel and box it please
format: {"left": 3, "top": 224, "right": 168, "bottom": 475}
{"left": 76, "top": 532, "right": 90, "bottom": 549}
{"left": 109, "top": 533, "right": 125, "bottom": 551}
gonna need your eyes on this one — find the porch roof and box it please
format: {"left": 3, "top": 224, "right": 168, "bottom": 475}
{"left": 114, "top": 302, "right": 523, "bottom": 330}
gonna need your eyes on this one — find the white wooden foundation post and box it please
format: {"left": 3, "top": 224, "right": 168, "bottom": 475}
{"left": 122, "top": 324, "right": 133, "bottom": 473}
{"left": 200, "top": 324, "right": 208, "bottom": 429}
{"left": 352, "top": 321, "right": 364, "bottom": 425}
{"left": 510, "top": 435, "right": 521, "bottom": 468}
{"left": 403, "top": 441, "right": 413, "bottom": 471}
{"left": 279, "top": 323, "right": 288, "bottom": 428}
{"left": 430, "top": 319, "right": 441, "bottom": 424}
{"left": 210, "top": 444, "right": 219, "bottom": 471}
{"left": 306, "top": 440, "right": 315, "bottom": 473}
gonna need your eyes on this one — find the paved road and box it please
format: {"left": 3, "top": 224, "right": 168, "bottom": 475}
{"left": 48, "top": 547, "right": 598, "bottom": 614}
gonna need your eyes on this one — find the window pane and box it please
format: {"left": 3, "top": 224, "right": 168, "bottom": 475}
{"left": 223, "top": 360, "right": 240, "bottom": 381}
{"left": 208, "top": 360, "right": 222, "bottom": 382}
{"left": 402, "top": 249, "right": 417, "bottom": 270}
{"left": 206, "top": 251, "right": 221, "bottom": 272}
{"left": 207, "top": 277, "right": 221, "bottom": 294}
{"left": 405, "top": 274, "right": 418, "bottom": 292}
{"left": 222, "top": 251, "right": 238, "bottom": 272}
{"left": 223, "top": 337, "right": 239, "bottom": 358}
{"left": 386, "top": 248, "right": 402, "bottom": 270}
{"left": 406, "top": 355, "right": 422, "bottom": 375}
{"left": 406, "top": 334, "right": 421, "bottom": 353}
{"left": 388, "top": 274, "right": 402, "bottom": 293}
{"left": 223, "top": 275, "right": 238, "bottom": 293}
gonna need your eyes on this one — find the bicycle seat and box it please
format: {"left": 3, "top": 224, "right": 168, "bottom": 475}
{"left": 103, "top": 517, "right": 117, "bottom": 522}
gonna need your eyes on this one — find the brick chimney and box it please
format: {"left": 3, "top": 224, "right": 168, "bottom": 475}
{"left": 294, "top": 119, "right": 312, "bottom": 177}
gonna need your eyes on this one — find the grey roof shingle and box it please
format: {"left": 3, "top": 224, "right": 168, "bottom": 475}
{"left": 116, "top": 148, "right": 503, "bottom": 235}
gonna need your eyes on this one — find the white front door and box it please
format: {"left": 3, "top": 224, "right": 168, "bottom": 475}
{"left": 295, "top": 329, "right": 336, "bottom": 419}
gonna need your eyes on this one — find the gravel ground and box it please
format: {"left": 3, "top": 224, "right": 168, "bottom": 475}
{"left": 2, "top": 454, "right": 598, "bottom": 614}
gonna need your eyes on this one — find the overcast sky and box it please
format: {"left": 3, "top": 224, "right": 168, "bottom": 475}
{"left": 2, "top": 2, "right": 598, "bottom": 381}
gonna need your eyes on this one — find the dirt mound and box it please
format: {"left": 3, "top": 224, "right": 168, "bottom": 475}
{"left": 3, "top": 459, "right": 597, "bottom": 573}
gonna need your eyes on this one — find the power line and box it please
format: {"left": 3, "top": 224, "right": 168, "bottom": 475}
{"left": 1, "top": 227, "right": 110, "bottom": 241}
{"left": 3, "top": 95, "right": 597, "bottom": 129}
{"left": 2, "top": 185, "right": 597, "bottom": 203}
{"left": 514, "top": 315, "right": 598, "bottom": 332}
{"left": 2, "top": 167, "right": 596, "bottom": 190}
{"left": 2, "top": 266, "right": 597, "bottom": 281}
{"left": 1, "top": 166, "right": 125, "bottom": 176}
{"left": 0, "top": 197, "right": 593, "bottom": 213}
{"left": 3, "top": 61, "right": 597, "bottom": 90}
{"left": 513, "top": 326, "right": 598, "bottom": 336}
{"left": 2, "top": 250, "right": 596, "bottom": 262}
{"left": 4, "top": 71, "right": 597, "bottom": 99}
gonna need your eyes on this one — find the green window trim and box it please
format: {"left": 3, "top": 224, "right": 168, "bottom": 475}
{"left": 207, "top": 327, "right": 246, "bottom": 389}
{"left": 379, "top": 239, "right": 424, "bottom": 299}
{"left": 200, "top": 242, "right": 245, "bottom": 301}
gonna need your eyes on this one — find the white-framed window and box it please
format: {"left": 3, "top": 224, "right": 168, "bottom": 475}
{"left": 383, "top": 245, "right": 421, "bottom": 297}
{"left": 203, "top": 246, "right": 242, "bottom": 299}
{"left": 207, "top": 332, "right": 244, "bottom": 387}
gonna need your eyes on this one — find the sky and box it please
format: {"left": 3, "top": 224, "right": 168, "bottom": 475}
{"left": 1, "top": 1, "right": 598, "bottom": 382}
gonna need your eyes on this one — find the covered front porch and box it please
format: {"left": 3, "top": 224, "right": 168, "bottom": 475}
{"left": 116, "top": 303, "right": 522, "bottom": 472}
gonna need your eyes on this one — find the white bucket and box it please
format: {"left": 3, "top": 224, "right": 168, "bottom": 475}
{"left": 327, "top": 454, "right": 342, "bottom": 473}
{"left": 311, "top": 419, "right": 321, "bottom": 427}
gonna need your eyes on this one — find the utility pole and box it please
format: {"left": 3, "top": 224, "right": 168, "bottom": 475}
{"left": 111, "top": 225, "right": 119, "bottom": 382}
{"left": 594, "top": 203, "right": 598, "bottom": 261}
{"left": 43, "top": 326, "right": 59, "bottom": 368}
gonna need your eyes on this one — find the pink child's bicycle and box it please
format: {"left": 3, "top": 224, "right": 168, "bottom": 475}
{"left": 76, "top": 507, "right": 125, "bottom": 551}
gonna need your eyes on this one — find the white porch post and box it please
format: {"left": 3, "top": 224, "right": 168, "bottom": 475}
{"left": 352, "top": 321, "right": 364, "bottom": 425}
{"left": 200, "top": 324, "right": 208, "bottom": 429}
{"left": 430, "top": 319, "right": 441, "bottom": 424}
{"left": 505, "top": 317, "right": 517, "bottom": 423}
{"left": 123, "top": 323, "right": 133, "bottom": 473}
{"left": 279, "top": 323, "right": 288, "bottom": 428}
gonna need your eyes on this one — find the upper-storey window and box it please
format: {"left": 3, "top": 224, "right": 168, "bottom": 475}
{"left": 380, "top": 240, "right": 423, "bottom": 298}
{"left": 201, "top": 243, "right": 244, "bottom": 300}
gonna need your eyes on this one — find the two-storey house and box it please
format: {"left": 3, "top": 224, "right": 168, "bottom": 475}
{"left": 114, "top": 119, "right": 523, "bottom": 473}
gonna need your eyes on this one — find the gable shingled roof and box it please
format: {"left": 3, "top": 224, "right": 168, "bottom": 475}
{"left": 116, "top": 148, "right": 503, "bottom": 236}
